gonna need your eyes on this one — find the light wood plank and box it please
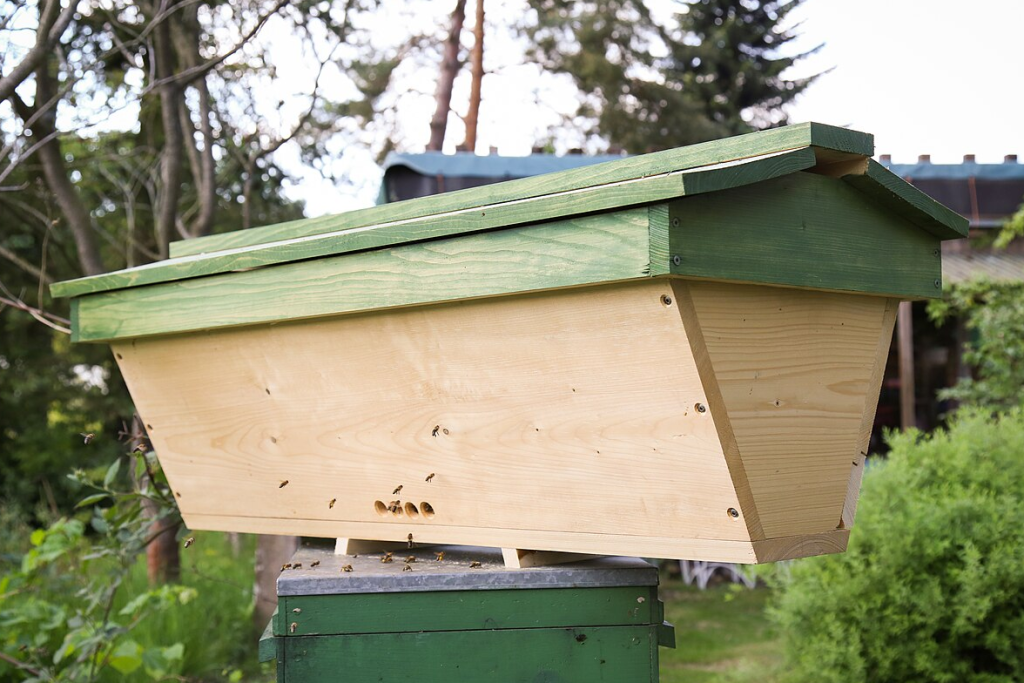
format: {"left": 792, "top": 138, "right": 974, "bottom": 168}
{"left": 188, "top": 514, "right": 764, "bottom": 563}
{"left": 841, "top": 298, "right": 899, "bottom": 529}
{"left": 165, "top": 123, "right": 871, "bottom": 258}
{"left": 501, "top": 548, "right": 600, "bottom": 568}
{"left": 113, "top": 280, "right": 752, "bottom": 561}
{"left": 687, "top": 282, "right": 891, "bottom": 539}
{"left": 752, "top": 530, "right": 848, "bottom": 563}
{"left": 335, "top": 539, "right": 416, "bottom": 555}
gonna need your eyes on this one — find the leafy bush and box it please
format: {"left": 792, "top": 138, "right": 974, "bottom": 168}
{"left": 928, "top": 280, "right": 1024, "bottom": 412}
{"left": 770, "top": 409, "right": 1024, "bottom": 683}
{"left": 0, "top": 452, "right": 258, "bottom": 683}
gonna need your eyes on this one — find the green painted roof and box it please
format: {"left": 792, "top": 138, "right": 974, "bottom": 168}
{"left": 52, "top": 123, "right": 967, "bottom": 301}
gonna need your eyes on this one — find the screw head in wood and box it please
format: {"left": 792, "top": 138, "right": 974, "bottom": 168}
{"left": 671, "top": 217, "right": 680, "bottom": 228}
{"left": 660, "top": 295, "right": 673, "bottom": 306}
{"left": 932, "top": 249, "right": 940, "bottom": 257}
{"left": 934, "top": 278, "right": 941, "bottom": 288}
{"left": 727, "top": 507, "right": 739, "bottom": 518}
{"left": 671, "top": 255, "right": 682, "bottom": 267}
{"left": 695, "top": 402, "right": 706, "bottom": 413}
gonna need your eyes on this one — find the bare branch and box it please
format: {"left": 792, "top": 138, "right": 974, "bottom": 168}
{"left": 0, "top": 281, "right": 71, "bottom": 333}
{"left": 0, "top": 244, "right": 52, "bottom": 285}
{"left": 0, "top": 651, "right": 45, "bottom": 679}
{"left": 0, "top": 0, "right": 81, "bottom": 103}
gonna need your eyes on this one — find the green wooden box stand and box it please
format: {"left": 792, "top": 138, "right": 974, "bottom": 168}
{"left": 259, "top": 545, "right": 674, "bottom": 682}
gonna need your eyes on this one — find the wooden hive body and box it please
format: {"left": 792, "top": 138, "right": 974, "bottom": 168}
{"left": 53, "top": 123, "right": 968, "bottom": 562}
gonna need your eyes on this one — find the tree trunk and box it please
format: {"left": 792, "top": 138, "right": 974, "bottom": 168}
{"left": 461, "top": 0, "right": 484, "bottom": 152}
{"left": 152, "top": 15, "right": 184, "bottom": 259}
{"left": 16, "top": 66, "right": 104, "bottom": 276}
{"left": 254, "top": 534, "right": 300, "bottom": 632}
{"left": 427, "top": 0, "right": 467, "bottom": 151}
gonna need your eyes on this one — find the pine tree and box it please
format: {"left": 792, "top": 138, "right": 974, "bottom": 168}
{"left": 672, "top": 0, "right": 819, "bottom": 134}
{"left": 525, "top": 0, "right": 819, "bottom": 152}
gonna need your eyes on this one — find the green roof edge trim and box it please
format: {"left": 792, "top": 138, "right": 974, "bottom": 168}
{"left": 167, "top": 122, "right": 871, "bottom": 260}
{"left": 842, "top": 160, "right": 969, "bottom": 240}
{"left": 52, "top": 145, "right": 821, "bottom": 299}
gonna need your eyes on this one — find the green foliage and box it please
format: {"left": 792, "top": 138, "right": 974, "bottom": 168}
{"left": 525, "top": 0, "right": 818, "bottom": 153}
{"left": 769, "top": 410, "right": 1024, "bottom": 683}
{"left": 673, "top": 0, "right": 818, "bottom": 134}
{"left": 0, "top": 448, "right": 192, "bottom": 683}
{"left": 927, "top": 279, "right": 1024, "bottom": 412}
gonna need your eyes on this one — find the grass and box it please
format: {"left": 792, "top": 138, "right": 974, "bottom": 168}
{"left": 659, "top": 578, "right": 784, "bottom": 683}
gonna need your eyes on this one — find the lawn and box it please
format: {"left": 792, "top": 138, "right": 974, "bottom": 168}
{"left": 659, "top": 579, "right": 783, "bottom": 683}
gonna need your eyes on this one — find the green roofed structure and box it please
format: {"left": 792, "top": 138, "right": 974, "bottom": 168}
{"left": 53, "top": 122, "right": 967, "bottom": 567}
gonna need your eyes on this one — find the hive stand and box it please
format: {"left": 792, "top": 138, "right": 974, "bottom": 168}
{"left": 262, "top": 544, "right": 674, "bottom": 683}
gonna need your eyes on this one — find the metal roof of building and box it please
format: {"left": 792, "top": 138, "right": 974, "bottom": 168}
{"left": 943, "top": 252, "right": 1024, "bottom": 284}
{"left": 381, "top": 151, "right": 627, "bottom": 179}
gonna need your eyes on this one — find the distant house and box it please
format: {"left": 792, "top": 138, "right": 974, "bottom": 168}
{"left": 379, "top": 148, "right": 1024, "bottom": 439}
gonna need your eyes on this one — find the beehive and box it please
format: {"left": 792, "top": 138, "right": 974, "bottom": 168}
{"left": 53, "top": 123, "right": 967, "bottom": 563}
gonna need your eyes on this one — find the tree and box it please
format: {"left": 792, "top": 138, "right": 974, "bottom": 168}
{"left": 525, "top": 0, "right": 818, "bottom": 153}
{"left": 673, "top": 0, "right": 819, "bottom": 135}
{"left": 0, "top": 0, "right": 397, "bottom": 584}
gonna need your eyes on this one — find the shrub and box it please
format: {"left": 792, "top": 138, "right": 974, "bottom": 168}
{"left": 769, "top": 409, "right": 1024, "bottom": 683}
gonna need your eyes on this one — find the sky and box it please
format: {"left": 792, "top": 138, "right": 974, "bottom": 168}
{"left": 274, "top": 0, "right": 1024, "bottom": 216}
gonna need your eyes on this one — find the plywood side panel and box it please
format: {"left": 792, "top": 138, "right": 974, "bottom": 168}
{"left": 842, "top": 298, "right": 899, "bottom": 529}
{"left": 113, "top": 280, "right": 751, "bottom": 557}
{"left": 687, "top": 282, "right": 890, "bottom": 538}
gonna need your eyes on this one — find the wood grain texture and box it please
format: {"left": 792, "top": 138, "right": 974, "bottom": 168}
{"left": 280, "top": 586, "right": 661, "bottom": 636}
{"left": 501, "top": 548, "right": 601, "bottom": 568}
{"left": 670, "top": 280, "right": 763, "bottom": 540}
{"left": 752, "top": 529, "right": 849, "bottom": 563}
{"left": 841, "top": 298, "right": 899, "bottom": 529}
{"left": 73, "top": 210, "right": 652, "bottom": 342}
{"left": 53, "top": 148, "right": 817, "bottom": 299}
{"left": 687, "top": 282, "right": 892, "bottom": 539}
{"left": 278, "top": 625, "right": 660, "bottom": 682}
{"left": 167, "top": 122, "right": 870, "bottom": 259}
{"left": 668, "top": 172, "right": 943, "bottom": 299}
{"left": 843, "top": 159, "right": 969, "bottom": 240}
{"left": 113, "top": 280, "right": 755, "bottom": 560}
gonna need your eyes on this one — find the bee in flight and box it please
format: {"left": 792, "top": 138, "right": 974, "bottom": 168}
{"left": 184, "top": 537, "right": 195, "bottom": 549}
{"left": 80, "top": 433, "right": 95, "bottom": 445}
{"left": 393, "top": 485, "right": 403, "bottom": 495}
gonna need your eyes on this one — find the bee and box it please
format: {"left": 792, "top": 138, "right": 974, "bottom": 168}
{"left": 184, "top": 536, "right": 195, "bottom": 549}
{"left": 381, "top": 552, "right": 393, "bottom": 563}
{"left": 341, "top": 564, "right": 353, "bottom": 572}
{"left": 279, "top": 480, "right": 289, "bottom": 488}
{"left": 329, "top": 498, "right": 337, "bottom": 509}
{"left": 292, "top": 608, "right": 302, "bottom": 614}
{"left": 407, "top": 533, "right": 414, "bottom": 548}
{"left": 281, "top": 563, "right": 293, "bottom": 571}
{"left": 289, "top": 622, "right": 298, "bottom": 634}
{"left": 402, "top": 565, "right": 412, "bottom": 572}
{"left": 470, "top": 561, "right": 482, "bottom": 569}
{"left": 393, "top": 485, "right": 403, "bottom": 495}
{"left": 132, "top": 443, "right": 148, "bottom": 454}
{"left": 425, "top": 473, "right": 435, "bottom": 483}
{"left": 434, "top": 551, "right": 445, "bottom": 562}
{"left": 80, "top": 432, "right": 95, "bottom": 445}
{"left": 388, "top": 500, "right": 401, "bottom": 513}
{"left": 431, "top": 425, "right": 440, "bottom": 437}
{"left": 404, "top": 556, "right": 416, "bottom": 563}
{"left": 310, "top": 560, "right": 320, "bottom": 568}
{"left": 293, "top": 563, "right": 303, "bottom": 569}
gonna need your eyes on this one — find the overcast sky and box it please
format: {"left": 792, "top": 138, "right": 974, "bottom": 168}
{"left": 287, "top": 0, "right": 1024, "bottom": 215}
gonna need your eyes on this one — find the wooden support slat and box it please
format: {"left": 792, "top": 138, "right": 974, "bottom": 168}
{"left": 501, "top": 548, "right": 600, "bottom": 569}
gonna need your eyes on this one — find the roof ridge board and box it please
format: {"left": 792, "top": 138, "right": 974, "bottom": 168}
{"left": 52, "top": 147, "right": 821, "bottom": 299}
{"left": 168, "top": 122, "right": 871, "bottom": 258}
{"left": 842, "top": 160, "right": 969, "bottom": 240}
